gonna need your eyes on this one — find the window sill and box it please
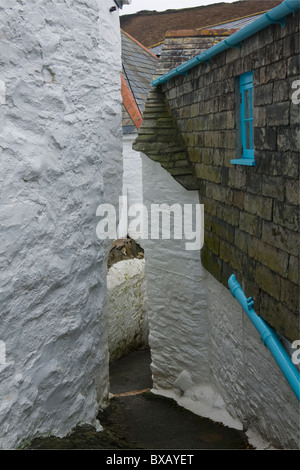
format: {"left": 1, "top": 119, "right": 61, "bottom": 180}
{"left": 230, "top": 158, "right": 255, "bottom": 166}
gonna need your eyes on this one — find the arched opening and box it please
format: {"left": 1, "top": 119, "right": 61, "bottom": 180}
{"left": 105, "top": 236, "right": 151, "bottom": 397}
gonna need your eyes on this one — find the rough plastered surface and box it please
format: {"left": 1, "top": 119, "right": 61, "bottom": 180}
{"left": 122, "top": 134, "right": 143, "bottom": 212}
{"left": 0, "top": 0, "right": 122, "bottom": 449}
{"left": 106, "top": 258, "right": 148, "bottom": 362}
{"left": 139, "top": 155, "right": 210, "bottom": 388}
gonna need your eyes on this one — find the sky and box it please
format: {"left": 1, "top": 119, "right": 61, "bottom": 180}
{"left": 119, "top": 0, "right": 236, "bottom": 15}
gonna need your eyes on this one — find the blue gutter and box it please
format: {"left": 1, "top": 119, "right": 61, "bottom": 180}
{"left": 228, "top": 274, "right": 300, "bottom": 401}
{"left": 151, "top": 0, "right": 300, "bottom": 87}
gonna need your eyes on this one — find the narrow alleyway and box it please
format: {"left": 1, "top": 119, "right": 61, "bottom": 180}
{"left": 27, "top": 348, "right": 252, "bottom": 450}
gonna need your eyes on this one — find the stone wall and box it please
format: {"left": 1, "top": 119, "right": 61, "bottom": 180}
{"left": 0, "top": 0, "right": 122, "bottom": 449}
{"left": 135, "top": 11, "right": 299, "bottom": 341}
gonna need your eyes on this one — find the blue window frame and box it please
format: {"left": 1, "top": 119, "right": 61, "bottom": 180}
{"left": 231, "top": 71, "right": 255, "bottom": 166}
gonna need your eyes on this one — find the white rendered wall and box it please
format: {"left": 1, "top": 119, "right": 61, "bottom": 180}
{"left": 106, "top": 259, "right": 148, "bottom": 362}
{"left": 0, "top": 0, "right": 122, "bottom": 449}
{"left": 139, "top": 155, "right": 211, "bottom": 388}
{"left": 122, "top": 134, "right": 143, "bottom": 213}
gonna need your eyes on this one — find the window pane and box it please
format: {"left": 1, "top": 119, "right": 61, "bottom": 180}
{"left": 244, "top": 89, "right": 251, "bottom": 119}
{"left": 245, "top": 121, "right": 251, "bottom": 149}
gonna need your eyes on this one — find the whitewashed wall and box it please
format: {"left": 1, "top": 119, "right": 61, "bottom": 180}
{"left": 106, "top": 258, "right": 148, "bottom": 362}
{"left": 0, "top": 0, "right": 122, "bottom": 449}
{"left": 122, "top": 134, "right": 143, "bottom": 214}
{"left": 139, "top": 156, "right": 211, "bottom": 386}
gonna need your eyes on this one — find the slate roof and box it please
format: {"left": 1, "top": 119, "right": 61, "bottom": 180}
{"left": 207, "top": 12, "right": 265, "bottom": 29}
{"left": 120, "top": 0, "right": 282, "bottom": 48}
{"left": 150, "top": 12, "right": 265, "bottom": 57}
{"left": 121, "top": 30, "right": 158, "bottom": 134}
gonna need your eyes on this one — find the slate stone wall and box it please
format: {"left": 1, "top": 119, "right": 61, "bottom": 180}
{"left": 145, "top": 12, "right": 299, "bottom": 341}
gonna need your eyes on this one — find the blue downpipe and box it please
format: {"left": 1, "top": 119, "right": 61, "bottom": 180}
{"left": 228, "top": 274, "right": 300, "bottom": 401}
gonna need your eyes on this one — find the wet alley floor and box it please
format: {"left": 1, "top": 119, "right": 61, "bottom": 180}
{"left": 27, "top": 348, "right": 253, "bottom": 450}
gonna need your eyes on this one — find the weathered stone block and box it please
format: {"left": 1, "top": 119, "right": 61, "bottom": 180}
{"left": 201, "top": 147, "right": 214, "bottom": 165}
{"left": 204, "top": 229, "right": 220, "bottom": 255}
{"left": 288, "top": 255, "right": 299, "bottom": 285}
{"left": 216, "top": 110, "right": 235, "bottom": 130}
{"left": 204, "top": 130, "right": 220, "bottom": 148}
{"left": 196, "top": 163, "right": 221, "bottom": 183}
{"left": 260, "top": 292, "right": 299, "bottom": 342}
{"left": 266, "top": 101, "right": 290, "bottom": 127}
{"left": 256, "top": 151, "right": 299, "bottom": 179}
{"left": 233, "top": 190, "right": 245, "bottom": 210}
{"left": 226, "top": 46, "right": 241, "bottom": 64}
{"left": 273, "top": 78, "right": 290, "bottom": 102}
{"left": 266, "top": 59, "right": 287, "bottom": 81}
{"left": 254, "top": 83, "right": 273, "bottom": 106}
{"left": 285, "top": 179, "right": 299, "bottom": 205}
{"left": 281, "top": 277, "right": 299, "bottom": 313}
{"left": 257, "top": 23, "right": 275, "bottom": 48}
{"left": 255, "top": 263, "right": 281, "bottom": 301}
{"left": 211, "top": 216, "right": 235, "bottom": 243}
{"left": 273, "top": 200, "right": 299, "bottom": 232}
{"left": 202, "top": 98, "right": 219, "bottom": 115}
{"left": 219, "top": 130, "right": 236, "bottom": 149}
{"left": 287, "top": 54, "right": 300, "bottom": 76}
{"left": 254, "top": 127, "right": 277, "bottom": 151}
{"left": 220, "top": 240, "right": 242, "bottom": 271}
{"left": 277, "top": 127, "right": 299, "bottom": 152}
{"left": 213, "top": 149, "right": 224, "bottom": 166}
{"left": 201, "top": 245, "right": 222, "bottom": 282}
{"left": 228, "top": 168, "right": 247, "bottom": 189}
{"left": 265, "top": 40, "right": 283, "bottom": 63}
{"left": 234, "top": 227, "right": 249, "bottom": 254}
{"left": 217, "top": 204, "right": 240, "bottom": 226}
{"left": 246, "top": 171, "right": 262, "bottom": 195}
{"left": 193, "top": 132, "right": 205, "bottom": 147}
{"left": 201, "top": 196, "right": 216, "bottom": 217}
{"left": 221, "top": 166, "right": 230, "bottom": 186}
{"left": 253, "top": 106, "right": 266, "bottom": 127}
{"left": 189, "top": 148, "right": 202, "bottom": 163}
{"left": 290, "top": 101, "right": 300, "bottom": 126}
{"left": 241, "top": 34, "right": 259, "bottom": 57}
{"left": 239, "top": 211, "right": 262, "bottom": 237}
{"left": 183, "top": 132, "right": 195, "bottom": 148}
{"left": 219, "top": 92, "right": 234, "bottom": 112}
{"left": 206, "top": 182, "right": 233, "bottom": 205}
{"left": 244, "top": 193, "right": 272, "bottom": 221}
{"left": 261, "top": 220, "right": 299, "bottom": 257}
{"left": 248, "top": 237, "right": 289, "bottom": 277}
{"left": 242, "top": 251, "right": 257, "bottom": 283}
{"left": 261, "top": 175, "right": 284, "bottom": 201}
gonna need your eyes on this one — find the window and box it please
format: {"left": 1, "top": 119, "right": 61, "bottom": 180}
{"left": 231, "top": 71, "right": 255, "bottom": 166}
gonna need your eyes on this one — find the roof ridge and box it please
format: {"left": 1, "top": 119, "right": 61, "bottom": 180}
{"left": 148, "top": 10, "right": 268, "bottom": 48}
{"left": 201, "top": 9, "right": 269, "bottom": 29}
